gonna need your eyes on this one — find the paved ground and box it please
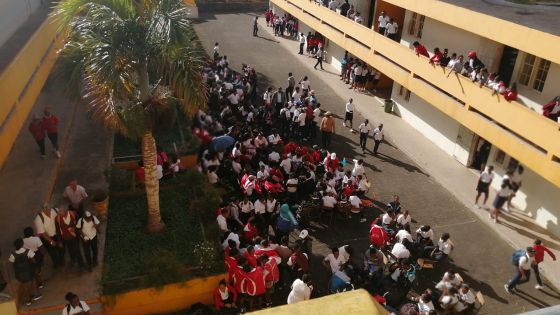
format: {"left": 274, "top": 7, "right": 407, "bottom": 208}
{"left": 193, "top": 3, "right": 560, "bottom": 314}
{"left": 0, "top": 73, "right": 112, "bottom": 311}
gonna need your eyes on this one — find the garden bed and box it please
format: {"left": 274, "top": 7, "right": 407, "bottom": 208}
{"left": 102, "top": 170, "right": 224, "bottom": 295}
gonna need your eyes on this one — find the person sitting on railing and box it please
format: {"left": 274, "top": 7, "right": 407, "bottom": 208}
{"left": 490, "top": 79, "right": 506, "bottom": 96}
{"left": 543, "top": 96, "right": 560, "bottom": 122}
{"left": 412, "top": 41, "right": 430, "bottom": 58}
{"left": 502, "top": 83, "right": 518, "bottom": 102}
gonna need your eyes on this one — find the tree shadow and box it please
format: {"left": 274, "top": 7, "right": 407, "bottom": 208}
{"left": 375, "top": 153, "right": 429, "bottom": 176}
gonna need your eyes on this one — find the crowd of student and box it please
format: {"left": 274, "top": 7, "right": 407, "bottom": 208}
{"left": 189, "top": 44, "right": 503, "bottom": 315}
{"left": 412, "top": 41, "right": 519, "bottom": 102}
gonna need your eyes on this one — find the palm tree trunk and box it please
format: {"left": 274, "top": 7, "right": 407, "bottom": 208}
{"left": 143, "top": 131, "right": 165, "bottom": 233}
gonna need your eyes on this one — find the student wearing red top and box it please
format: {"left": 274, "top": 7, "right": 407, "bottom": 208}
{"left": 532, "top": 239, "right": 556, "bottom": 289}
{"left": 243, "top": 217, "right": 258, "bottom": 242}
{"left": 214, "top": 279, "right": 238, "bottom": 314}
{"left": 369, "top": 221, "right": 389, "bottom": 249}
{"left": 42, "top": 107, "right": 61, "bottom": 158}
{"left": 412, "top": 41, "right": 430, "bottom": 58}
{"left": 28, "top": 114, "right": 47, "bottom": 158}
{"left": 244, "top": 246, "right": 258, "bottom": 268}
{"left": 225, "top": 248, "right": 239, "bottom": 284}
{"left": 429, "top": 47, "right": 443, "bottom": 65}
{"left": 502, "top": 83, "right": 518, "bottom": 102}
{"left": 243, "top": 265, "right": 266, "bottom": 310}
{"left": 258, "top": 254, "right": 279, "bottom": 307}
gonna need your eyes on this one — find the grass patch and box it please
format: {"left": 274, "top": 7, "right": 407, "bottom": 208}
{"left": 102, "top": 170, "right": 224, "bottom": 295}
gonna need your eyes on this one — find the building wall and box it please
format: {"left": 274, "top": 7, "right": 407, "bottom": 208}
{"left": 486, "top": 147, "right": 560, "bottom": 237}
{"left": 0, "top": 0, "right": 43, "bottom": 47}
{"left": 391, "top": 85, "right": 460, "bottom": 157}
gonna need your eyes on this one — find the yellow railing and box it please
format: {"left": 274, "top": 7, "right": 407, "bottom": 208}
{"left": 271, "top": 0, "right": 560, "bottom": 187}
{"left": 384, "top": 0, "right": 560, "bottom": 66}
{"left": 0, "top": 17, "right": 63, "bottom": 167}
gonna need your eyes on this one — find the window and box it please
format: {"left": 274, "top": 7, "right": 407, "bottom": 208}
{"left": 408, "top": 13, "right": 425, "bottom": 38}
{"left": 399, "top": 85, "right": 411, "bottom": 102}
{"left": 517, "top": 53, "right": 551, "bottom": 92}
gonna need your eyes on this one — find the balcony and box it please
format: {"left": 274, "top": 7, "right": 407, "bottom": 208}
{"left": 270, "top": 0, "right": 560, "bottom": 187}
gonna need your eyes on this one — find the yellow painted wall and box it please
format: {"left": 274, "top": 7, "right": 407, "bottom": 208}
{"left": 270, "top": 0, "right": 560, "bottom": 187}
{"left": 0, "top": 300, "right": 17, "bottom": 315}
{"left": 0, "top": 17, "right": 63, "bottom": 168}
{"left": 101, "top": 273, "right": 227, "bottom": 315}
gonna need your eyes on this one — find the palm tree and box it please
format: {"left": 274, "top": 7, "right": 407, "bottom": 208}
{"left": 53, "top": 0, "right": 207, "bottom": 232}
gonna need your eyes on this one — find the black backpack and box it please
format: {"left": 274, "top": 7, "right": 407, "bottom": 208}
{"left": 13, "top": 250, "right": 34, "bottom": 283}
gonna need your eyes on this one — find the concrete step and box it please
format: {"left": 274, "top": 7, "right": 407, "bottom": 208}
{"left": 18, "top": 298, "right": 102, "bottom": 315}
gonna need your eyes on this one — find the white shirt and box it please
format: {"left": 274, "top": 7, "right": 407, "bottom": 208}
{"left": 156, "top": 164, "right": 163, "bottom": 180}
{"left": 227, "top": 93, "right": 240, "bottom": 105}
{"left": 313, "top": 108, "right": 321, "bottom": 123}
{"left": 268, "top": 151, "right": 280, "bottom": 162}
{"left": 418, "top": 300, "right": 435, "bottom": 313}
{"left": 391, "top": 242, "right": 411, "bottom": 259}
{"left": 266, "top": 199, "right": 277, "bottom": 213}
{"left": 345, "top": 102, "right": 354, "bottom": 113}
{"left": 382, "top": 213, "right": 393, "bottom": 225}
{"left": 63, "top": 185, "right": 88, "bottom": 209}
{"left": 287, "top": 279, "right": 311, "bottom": 304}
{"left": 324, "top": 253, "right": 344, "bottom": 273}
{"left": 240, "top": 201, "right": 254, "bottom": 214}
{"left": 35, "top": 209, "right": 58, "bottom": 237}
{"left": 300, "top": 80, "right": 310, "bottom": 90}
{"left": 395, "top": 229, "right": 413, "bottom": 243}
{"left": 23, "top": 236, "right": 43, "bottom": 252}
{"left": 378, "top": 15, "right": 390, "bottom": 28}
{"left": 298, "top": 112, "right": 307, "bottom": 126}
{"left": 323, "top": 195, "right": 338, "bottom": 208}
{"left": 217, "top": 214, "right": 228, "bottom": 232}
{"left": 254, "top": 200, "right": 266, "bottom": 214}
{"left": 416, "top": 228, "right": 434, "bottom": 240}
{"left": 349, "top": 195, "right": 362, "bottom": 208}
{"left": 396, "top": 214, "right": 412, "bottom": 226}
{"left": 351, "top": 161, "right": 365, "bottom": 177}
{"left": 76, "top": 216, "right": 100, "bottom": 239}
{"left": 280, "top": 158, "right": 292, "bottom": 174}
{"left": 437, "top": 239, "right": 453, "bottom": 255}
{"left": 62, "top": 301, "right": 91, "bottom": 315}
{"left": 268, "top": 134, "right": 281, "bottom": 145}
{"left": 518, "top": 254, "right": 533, "bottom": 270}
{"left": 9, "top": 247, "right": 35, "bottom": 263}
{"left": 386, "top": 22, "right": 398, "bottom": 34}
{"left": 292, "top": 91, "right": 301, "bottom": 102}
{"left": 373, "top": 128, "right": 384, "bottom": 141}
{"left": 338, "top": 246, "right": 351, "bottom": 264}
{"left": 479, "top": 170, "right": 494, "bottom": 184}
{"left": 358, "top": 123, "right": 370, "bottom": 134}
{"left": 286, "top": 178, "right": 299, "bottom": 193}
{"left": 354, "top": 15, "right": 363, "bottom": 24}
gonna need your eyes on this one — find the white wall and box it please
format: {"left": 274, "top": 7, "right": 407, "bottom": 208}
{"left": 400, "top": 11, "right": 502, "bottom": 72}
{"left": 0, "top": 0, "right": 43, "bottom": 47}
{"left": 486, "top": 146, "right": 560, "bottom": 237}
{"left": 391, "top": 85, "right": 460, "bottom": 157}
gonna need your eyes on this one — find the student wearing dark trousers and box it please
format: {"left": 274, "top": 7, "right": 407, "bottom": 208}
{"left": 532, "top": 239, "right": 556, "bottom": 289}
{"left": 314, "top": 49, "right": 324, "bottom": 70}
{"left": 253, "top": 17, "right": 259, "bottom": 36}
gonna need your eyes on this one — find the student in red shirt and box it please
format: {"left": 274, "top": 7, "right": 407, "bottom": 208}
{"left": 244, "top": 246, "right": 258, "bottom": 268}
{"left": 214, "top": 279, "right": 238, "bottom": 314}
{"left": 412, "top": 41, "right": 430, "bottom": 58}
{"left": 429, "top": 47, "right": 443, "bottom": 65}
{"left": 28, "top": 115, "right": 46, "bottom": 158}
{"left": 532, "top": 239, "right": 556, "bottom": 289}
{"left": 502, "top": 83, "right": 518, "bottom": 102}
{"left": 225, "top": 248, "right": 240, "bottom": 284}
{"left": 243, "top": 265, "right": 266, "bottom": 310}
{"left": 42, "top": 107, "right": 61, "bottom": 158}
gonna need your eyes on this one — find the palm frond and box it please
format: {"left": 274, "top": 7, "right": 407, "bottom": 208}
{"left": 52, "top": 0, "right": 136, "bottom": 33}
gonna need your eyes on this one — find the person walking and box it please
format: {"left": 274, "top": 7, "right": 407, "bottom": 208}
{"left": 475, "top": 165, "right": 494, "bottom": 208}
{"left": 63, "top": 180, "right": 88, "bottom": 217}
{"left": 320, "top": 111, "right": 335, "bottom": 149}
{"left": 314, "top": 47, "right": 324, "bottom": 70}
{"left": 505, "top": 247, "right": 536, "bottom": 294}
{"left": 372, "top": 123, "right": 384, "bottom": 155}
{"left": 56, "top": 207, "right": 86, "bottom": 270}
{"left": 343, "top": 98, "right": 354, "bottom": 130}
{"left": 34, "top": 204, "right": 64, "bottom": 268}
{"left": 253, "top": 17, "right": 259, "bottom": 37}
{"left": 532, "top": 239, "right": 556, "bottom": 290}
{"left": 286, "top": 73, "right": 295, "bottom": 101}
{"left": 42, "top": 107, "right": 61, "bottom": 158}
{"left": 358, "top": 119, "right": 371, "bottom": 153}
{"left": 28, "top": 114, "right": 47, "bottom": 159}
{"left": 77, "top": 211, "right": 100, "bottom": 272}
{"left": 298, "top": 32, "right": 306, "bottom": 55}
{"left": 9, "top": 238, "right": 42, "bottom": 306}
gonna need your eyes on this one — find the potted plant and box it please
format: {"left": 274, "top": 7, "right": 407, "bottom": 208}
{"left": 92, "top": 189, "right": 109, "bottom": 220}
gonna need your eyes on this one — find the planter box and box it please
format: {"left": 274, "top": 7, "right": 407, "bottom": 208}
{"left": 101, "top": 273, "right": 227, "bottom": 315}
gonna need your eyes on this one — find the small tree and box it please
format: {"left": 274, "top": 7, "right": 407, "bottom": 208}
{"left": 53, "top": 0, "right": 207, "bottom": 232}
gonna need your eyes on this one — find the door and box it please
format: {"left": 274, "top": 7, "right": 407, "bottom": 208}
{"left": 497, "top": 46, "right": 519, "bottom": 87}
{"left": 367, "top": 0, "right": 377, "bottom": 28}
{"left": 453, "top": 125, "right": 475, "bottom": 166}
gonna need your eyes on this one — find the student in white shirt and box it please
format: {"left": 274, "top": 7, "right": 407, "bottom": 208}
{"left": 475, "top": 165, "right": 494, "bottom": 208}
{"left": 506, "top": 247, "right": 536, "bottom": 293}
{"left": 323, "top": 193, "right": 338, "bottom": 209}
{"left": 268, "top": 151, "right": 280, "bottom": 163}
{"left": 35, "top": 205, "right": 63, "bottom": 268}
{"left": 358, "top": 119, "right": 371, "bottom": 152}
{"left": 62, "top": 292, "right": 90, "bottom": 315}
{"left": 372, "top": 123, "right": 384, "bottom": 155}
{"left": 428, "top": 233, "right": 453, "bottom": 261}
{"left": 76, "top": 211, "right": 100, "bottom": 270}
{"left": 348, "top": 195, "right": 366, "bottom": 222}
{"left": 385, "top": 18, "right": 398, "bottom": 40}
{"left": 377, "top": 11, "right": 390, "bottom": 35}
{"left": 280, "top": 155, "right": 292, "bottom": 174}
{"left": 351, "top": 159, "right": 365, "bottom": 177}
{"left": 343, "top": 98, "right": 354, "bottom": 129}
{"left": 239, "top": 196, "right": 254, "bottom": 223}
{"left": 299, "top": 76, "right": 310, "bottom": 97}
{"left": 323, "top": 247, "right": 344, "bottom": 273}
{"left": 216, "top": 208, "right": 229, "bottom": 233}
